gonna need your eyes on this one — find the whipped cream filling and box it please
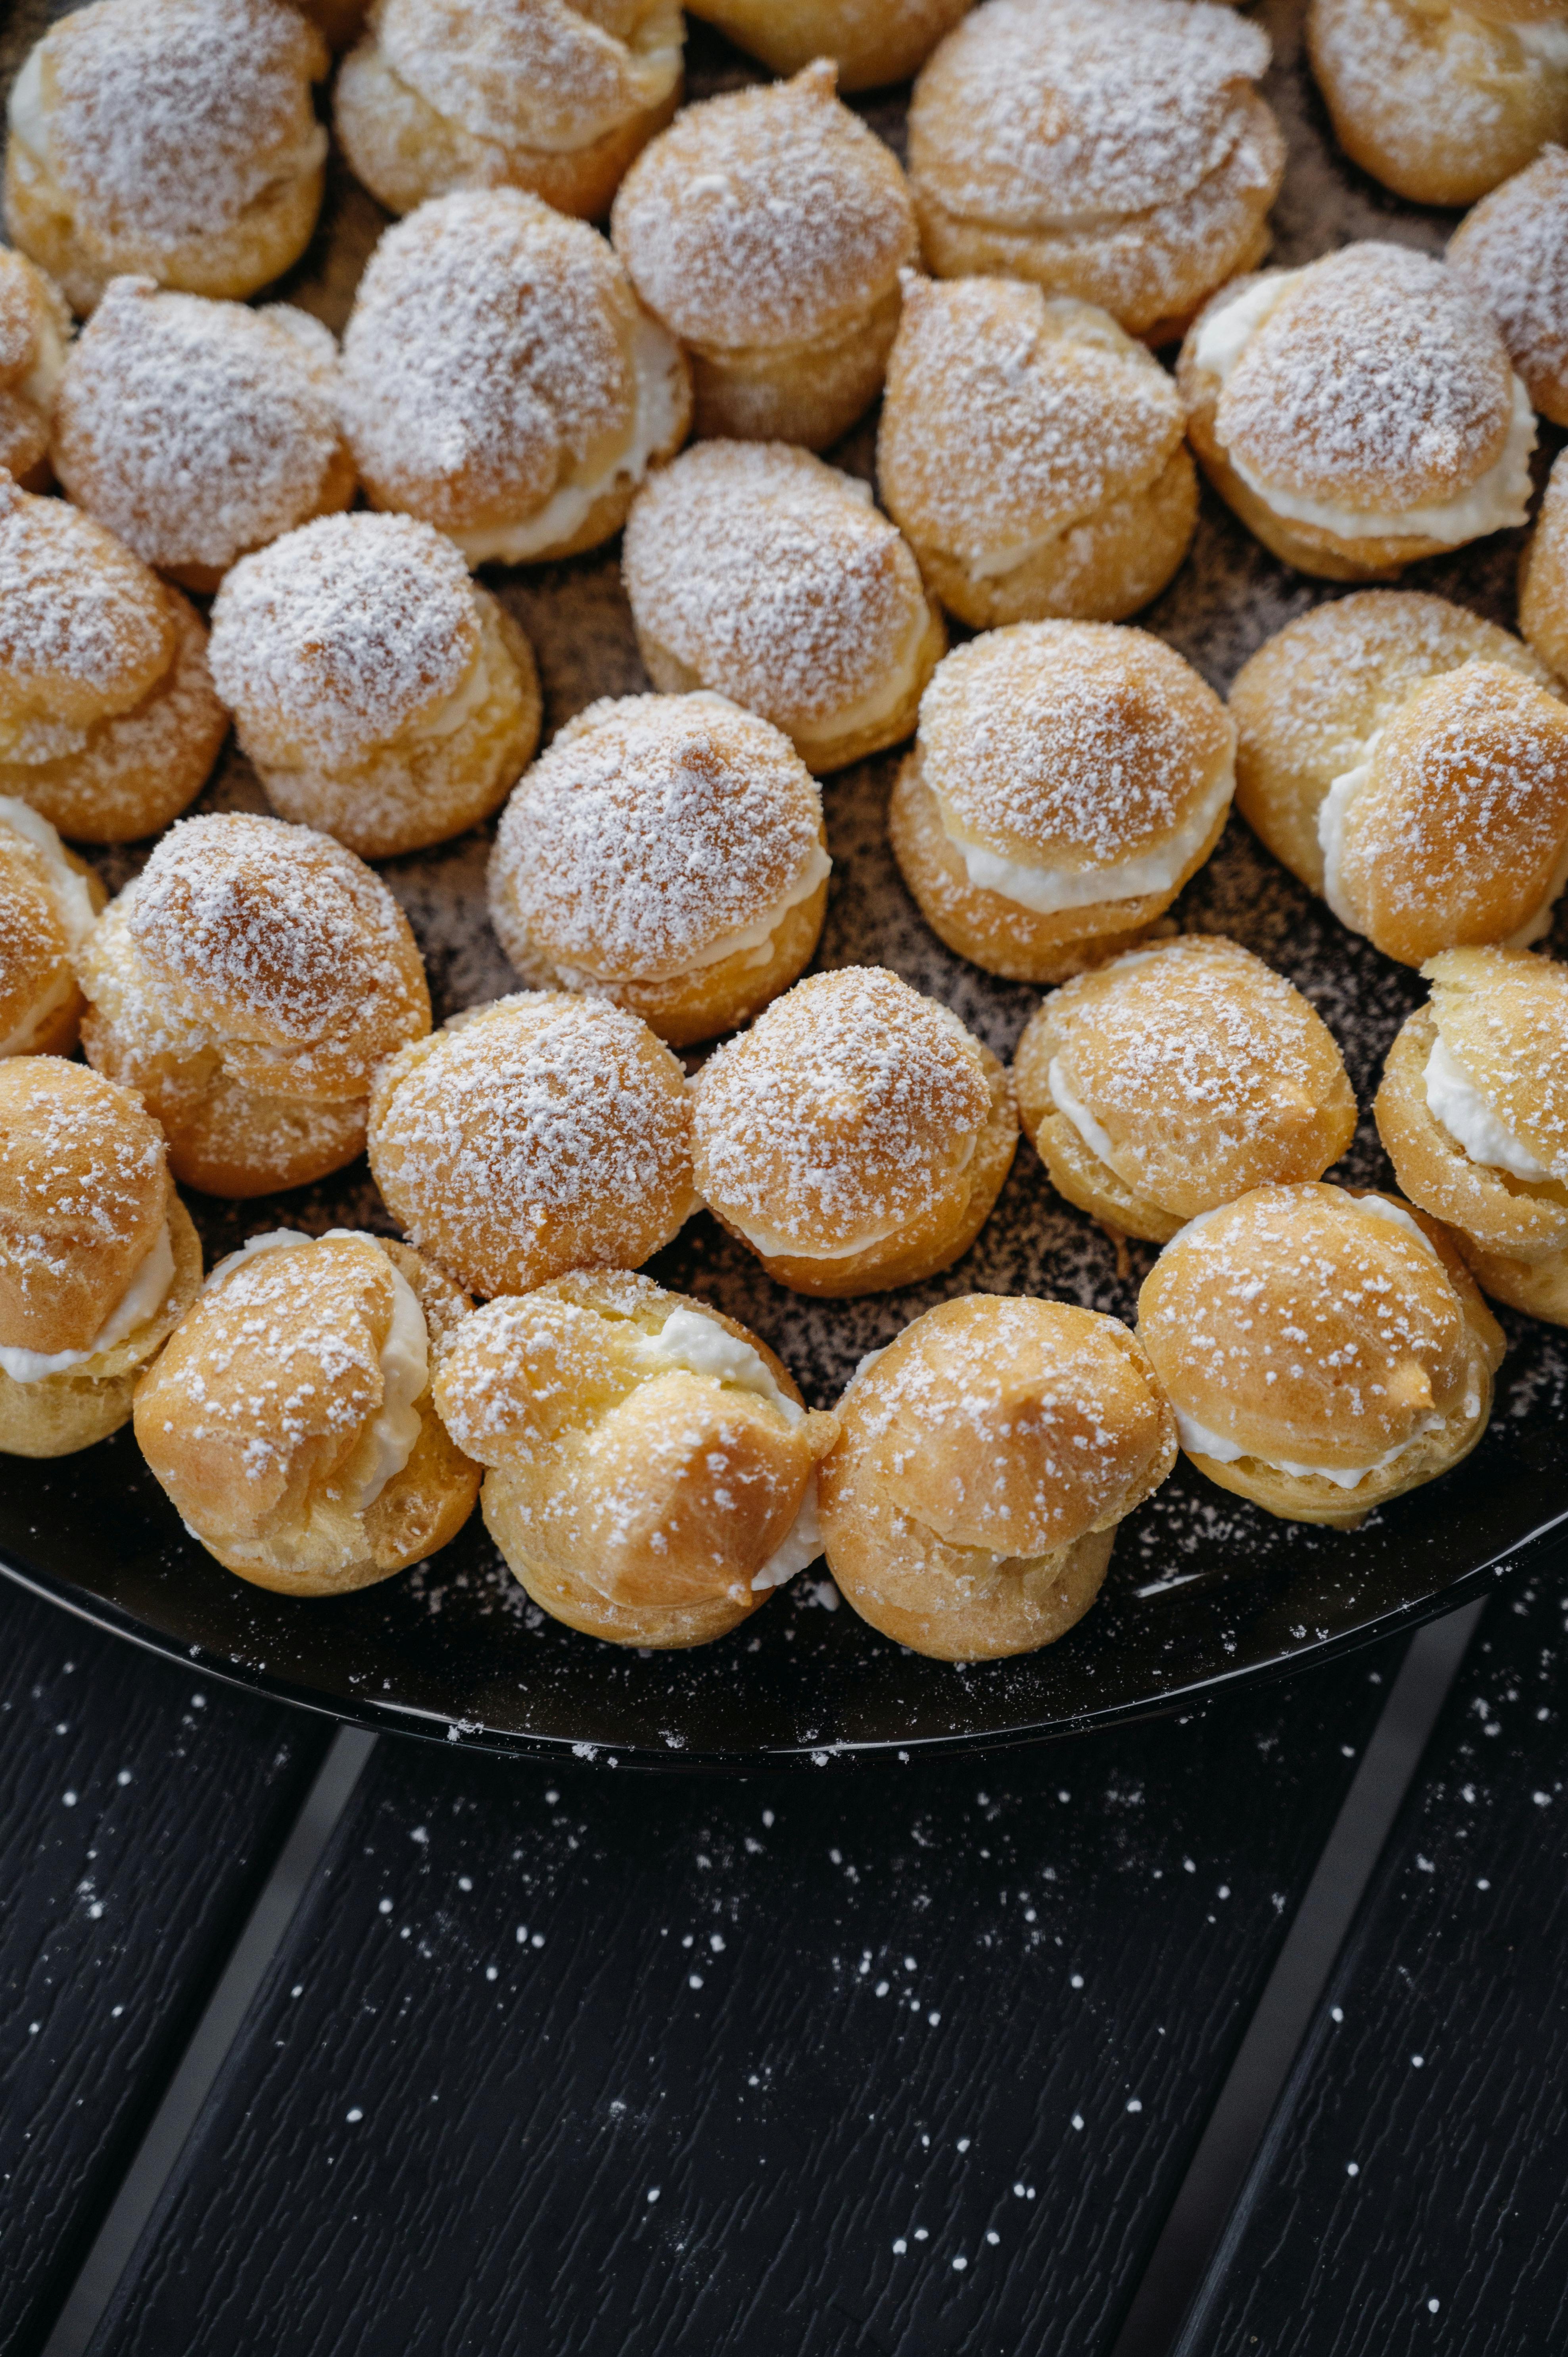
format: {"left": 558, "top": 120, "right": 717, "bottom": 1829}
{"left": 940, "top": 757, "right": 1234, "bottom": 916}
{"left": 1424, "top": 1031, "right": 1558, "bottom": 1181}
{"left": 0, "top": 1216, "right": 175, "bottom": 1383}
{"left": 401, "top": 644, "right": 499, "bottom": 753}
{"left": 1046, "top": 1054, "right": 1126, "bottom": 1174}
{"left": 0, "top": 800, "right": 98, "bottom": 1055}
{"left": 6, "top": 47, "right": 48, "bottom": 169}
{"left": 727, "top": 1126, "right": 980, "bottom": 1262}
{"left": 18, "top": 299, "right": 65, "bottom": 413}
{"left": 454, "top": 312, "right": 686, "bottom": 567}
{"left": 795, "top": 599, "right": 930, "bottom": 746}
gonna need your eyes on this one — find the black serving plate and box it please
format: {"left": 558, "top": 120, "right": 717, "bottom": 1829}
{"left": 4, "top": 0, "right": 1567, "bottom": 1766}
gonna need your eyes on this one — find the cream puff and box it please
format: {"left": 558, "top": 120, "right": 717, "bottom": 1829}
{"left": 78, "top": 813, "right": 432, "bottom": 1199}
{"left": 877, "top": 276, "right": 1198, "bottom": 630}
{"left": 685, "top": 0, "right": 971, "bottom": 90}
{"left": 209, "top": 514, "right": 542, "bottom": 863}
{"left": 1520, "top": 448, "right": 1568, "bottom": 680}
{"left": 1307, "top": 0, "right": 1568, "bottom": 209}
{"left": 135, "top": 1227, "right": 480, "bottom": 1595}
{"left": 1376, "top": 946, "right": 1568, "bottom": 1324}
{"left": 51, "top": 279, "right": 356, "bottom": 595}
{"left": 891, "top": 621, "right": 1235, "bottom": 983}
{"left": 691, "top": 966, "right": 1017, "bottom": 1299}
{"left": 4, "top": 0, "right": 330, "bottom": 316}
{"left": 0, "top": 799, "right": 104, "bottom": 1059}
{"left": 818, "top": 1293, "right": 1176, "bottom": 1660}
{"left": 622, "top": 443, "right": 944, "bottom": 775}
{"left": 342, "top": 189, "right": 690, "bottom": 568}
{"left": 1449, "top": 147, "right": 1568, "bottom": 427}
{"left": 0, "top": 248, "right": 70, "bottom": 491}
{"left": 907, "top": 0, "right": 1283, "bottom": 345}
{"left": 335, "top": 0, "right": 684, "bottom": 223}
{"left": 367, "top": 993, "right": 695, "bottom": 1301}
{"left": 611, "top": 61, "right": 918, "bottom": 450}
{"left": 0, "top": 1058, "right": 200, "bottom": 1458}
{"left": 487, "top": 692, "right": 828, "bottom": 1048}
{"left": 433, "top": 1268, "right": 839, "bottom": 1648}
{"left": 1178, "top": 245, "right": 1537, "bottom": 582}
{"left": 1136, "top": 1182, "right": 1505, "bottom": 1528}
{"left": 1014, "top": 936, "right": 1358, "bottom": 1245}
{"left": 0, "top": 475, "right": 229, "bottom": 845}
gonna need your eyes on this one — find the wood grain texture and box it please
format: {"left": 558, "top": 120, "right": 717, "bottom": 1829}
{"left": 1175, "top": 1572, "right": 1568, "bottom": 2357}
{"left": 0, "top": 1584, "right": 330, "bottom": 2355}
{"left": 88, "top": 1649, "right": 1401, "bottom": 2357}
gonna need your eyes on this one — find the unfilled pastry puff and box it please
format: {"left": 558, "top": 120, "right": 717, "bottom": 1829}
{"left": 1449, "top": 146, "right": 1568, "bottom": 427}
{"left": 0, "top": 475, "right": 229, "bottom": 845}
{"left": 135, "top": 1228, "right": 480, "bottom": 1595}
{"left": 336, "top": 0, "right": 684, "bottom": 223}
{"left": 79, "top": 813, "right": 432, "bottom": 1199}
{"left": 1178, "top": 245, "right": 1537, "bottom": 581}
{"left": 342, "top": 189, "right": 690, "bottom": 569}
{"left": 434, "top": 1268, "right": 838, "bottom": 1648}
{"left": 685, "top": 0, "right": 971, "bottom": 91}
{"left": 1307, "top": 0, "right": 1568, "bottom": 209}
{"left": 891, "top": 621, "right": 1235, "bottom": 983}
{"left": 487, "top": 692, "right": 828, "bottom": 1047}
{"left": 1014, "top": 935, "right": 1357, "bottom": 1244}
{"left": 877, "top": 276, "right": 1198, "bottom": 629}
{"left": 0, "top": 247, "right": 70, "bottom": 491}
{"left": 52, "top": 278, "right": 356, "bottom": 594}
{"left": 1137, "top": 1182, "right": 1505, "bottom": 1528}
{"left": 907, "top": 0, "right": 1284, "bottom": 344}
{"left": 1228, "top": 592, "right": 1568, "bottom": 964}
{"left": 1376, "top": 946, "right": 1568, "bottom": 1324}
{"left": 0, "top": 798, "right": 104, "bottom": 1058}
{"left": 1519, "top": 447, "right": 1568, "bottom": 679}
{"left": 818, "top": 1293, "right": 1176, "bottom": 1660}
{"left": 209, "top": 513, "right": 542, "bottom": 861}
{"left": 691, "top": 965, "right": 1017, "bottom": 1298}
{"left": 622, "top": 442, "right": 943, "bottom": 774}
{"left": 0, "top": 1058, "right": 200, "bottom": 1458}
{"left": 611, "top": 61, "right": 918, "bottom": 450}
{"left": 367, "top": 993, "right": 696, "bottom": 1300}
{"left": 4, "top": 0, "right": 330, "bottom": 315}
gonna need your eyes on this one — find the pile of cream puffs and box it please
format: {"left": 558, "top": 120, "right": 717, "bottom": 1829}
{"left": 4, "top": 0, "right": 1568, "bottom": 1670}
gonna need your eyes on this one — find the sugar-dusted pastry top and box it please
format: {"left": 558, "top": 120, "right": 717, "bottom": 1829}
{"left": 0, "top": 248, "right": 70, "bottom": 484}
{"left": 0, "top": 1055, "right": 169, "bottom": 1354}
{"left": 1449, "top": 145, "right": 1568, "bottom": 421}
{"left": 0, "top": 473, "right": 173, "bottom": 726}
{"left": 1426, "top": 943, "right": 1568, "bottom": 1179}
{"left": 364, "top": 0, "right": 683, "bottom": 154}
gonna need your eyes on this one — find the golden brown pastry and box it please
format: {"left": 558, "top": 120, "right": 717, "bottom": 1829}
{"left": 0, "top": 1058, "right": 200, "bottom": 1458}
{"left": 367, "top": 992, "right": 695, "bottom": 1299}
{"left": 0, "top": 248, "right": 70, "bottom": 491}
{"left": 611, "top": 61, "right": 918, "bottom": 449}
{"left": 818, "top": 1293, "right": 1176, "bottom": 1660}
{"left": 300, "top": 0, "right": 370, "bottom": 51}
{"left": 1307, "top": 0, "right": 1568, "bottom": 209}
{"left": 342, "top": 189, "right": 690, "bottom": 567}
{"left": 891, "top": 621, "right": 1235, "bottom": 983}
{"left": 691, "top": 966, "right": 1017, "bottom": 1298}
{"left": 335, "top": 0, "right": 684, "bottom": 223}
{"left": 135, "top": 1228, "right": 479, "bottom": 1595}
{"left": 1178, "top": 246, "right": 1537, "bottom": 582}
{"left": 4, "top": 0, "right": 330, "bottom": 316}
{"left": 0, "top": 474, "right": 229, "bottom": 846}
{"left": 1449, "top": 146, "right": 1568, "bottom": 426}
{"left": 622, "top": 442, "right": 944, "bottom": 774}
{"left": 79, "top": 813, "right": 432, "bottom": 1199}
{"left": 1014, "top": 935, "right": 1358, "bottom": 1245}
{"left": 907, "top": 0, "right": 1284, "bottom": 344}
{"left": 1137, "top": 1182, "right": 1505, "bottom": 1527}
{"left": 51, "top": 278, "right": 356, "bottom": 595}
{"left": 0, "top": 799, "right": 104, "bottom": 1059}
{"left": 877, "top": 276, "right": 1198, "bottom": 630}
{"left": 433, "top": 1268, "right": 838, "bottom": 1647}
{"left": 685, "top": 0, "right": 971, "bottom": 90}
{"left": 1519, "top": 446, "right": 1568, "bottom": 679}
{"left": 487, "top": 692, "right": 828, "bottom": 1047}
{"left": 208, "top": 513, "right": 542, "bottom": 862}
{"left": 1376, "top": 946, "right": 1568, "bottom": 1324}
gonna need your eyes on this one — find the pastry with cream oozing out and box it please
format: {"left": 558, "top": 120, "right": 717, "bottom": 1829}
{"left": 134, "top": 1227, "right": 480, "bottom": 1596}
{"left": 1013, "top": 935, "right": 1358, "bottom": 1244}
{"left": 0, "top": 246, "right": 71, "bottom": 491}
{"left": 0, "top": 797, "right": 104, "bottom": 1059}
{"left": 1519, "top": 447, "right": 1568, "bottom": 681}
{"left": 0, "top": 1057, "right": 201, "bottom": 1458}
{"left": 1178, "top": 244, "right": 1538, "bottom": 582}
{"left": 1376, "top": 945, "right": 1568, "bottom": 1325}
{"left": 1136, "top": 1181, "right": 1505, "bottom": 1528}
{"left": 433, "top": 1268, "right": 839, "bottom": 1648}
{"left": 890, "top": 620, "right": 1236, "bottom": 984}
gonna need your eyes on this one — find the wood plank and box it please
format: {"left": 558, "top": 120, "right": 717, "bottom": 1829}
{"left": 0, "top": 1583, "right": 331, "bottom": 2354}
{"left": 1174, "top": 1570, "right": 1568, "bottom": 2357}
{"left": 89, "top": 1644, "right": 1403, "bottom": 2357}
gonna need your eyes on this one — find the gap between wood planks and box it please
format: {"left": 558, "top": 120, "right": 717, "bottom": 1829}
{"left": 36, "top": 1604, "right": 1484, "bottom": 2357}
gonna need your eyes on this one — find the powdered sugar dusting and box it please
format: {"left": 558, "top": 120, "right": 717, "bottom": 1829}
{"left": 375, "top": 0, "right": 681, "bottom": 153}
{"left": 0, "top": 1060, "right": 165, "bottom": 1325}
{"left": 0, "top": 475, "right": 168, "bottom": 692}
{"left": 1449, "top": 148, "right": 1568, "bottom": 415}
